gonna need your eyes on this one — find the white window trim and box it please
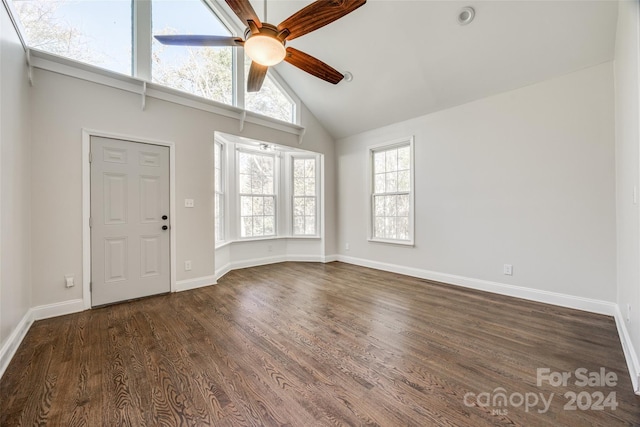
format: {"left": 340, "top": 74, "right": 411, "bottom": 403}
{"left": 367, "top": 136, "right": 415, "bottom": 246}
{"left": 290, "top": 153, "right": 321, "bottom": 237}
{"left": 214, "top": 140, "right": 226, "bottom": 246}
{"left": 236, "top": 147, "right": 279, "bottom": 239}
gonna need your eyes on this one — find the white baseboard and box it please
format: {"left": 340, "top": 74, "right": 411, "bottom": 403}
{"left": 0, "top": 310, "right": 33, "bottom": 380}
{"left": 31, "top": 298, "right": 85, "bottom": 320}
{"left": 613, "top": 306, "right": 640, "bottom": 395}
{"left": 0, "top": 298, "right": 85, "bottom": 379}
{"left": 175, "top": 275, "right": 217, "bottom": 292}
{"left": 323, "top": 254, "right": 338, "bottom": 263}
{"left": 215, "top": 263, "right": 232, "bottom": 282}
{"left": 336, "top": 255, "right": 617, "bottom": 316}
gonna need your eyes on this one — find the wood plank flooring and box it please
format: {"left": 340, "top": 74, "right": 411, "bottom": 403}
{"left": 1, "top": 261, "right": 639, "bottom": 426}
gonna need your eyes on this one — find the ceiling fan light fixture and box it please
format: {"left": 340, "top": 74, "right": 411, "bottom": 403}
{"left": 244, "top": 34, "right": 286, "bottom": 66}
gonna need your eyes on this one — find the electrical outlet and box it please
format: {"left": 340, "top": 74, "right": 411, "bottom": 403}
{"left": 503, "top": 264, "right": 513, "bottom": 276}
{"left": 65, "top": 274, "right": 74, "bottom": 288}
{"left": 345, "top": 243, "right": 350, "bottom": 251}
{"left": 627, "top": 304, "right": 631, "bottom": 322}
{"left": 184, "top": 260, "right": 192, "bottom": 271}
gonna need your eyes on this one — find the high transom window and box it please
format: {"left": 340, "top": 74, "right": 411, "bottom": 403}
{"left": 11, "top": 0, "right": 299, "bottom": 123}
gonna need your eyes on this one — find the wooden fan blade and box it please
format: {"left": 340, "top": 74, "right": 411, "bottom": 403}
{"left": 247, "top": 61, "right": 268, "bottom": 92}
{"left": 225, "top": 0, "right": 262, "bottom": 28}
{"left": 154, "top": 35, "right": 243, "bottom": 46}
{"left": 278, "top": 0, "right": 366, "bottom": 41}
{"left": 284, "top": 47, "right": 344, "bottom": 84}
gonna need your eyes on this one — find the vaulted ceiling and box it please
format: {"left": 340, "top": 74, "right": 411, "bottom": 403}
{"left": 223, "top": 0, "right": 619, "bottom": 139}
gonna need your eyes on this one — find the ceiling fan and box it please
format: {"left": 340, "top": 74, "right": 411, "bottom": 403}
{"left": 154, "top": 0, "right": 366, "bottom": 92}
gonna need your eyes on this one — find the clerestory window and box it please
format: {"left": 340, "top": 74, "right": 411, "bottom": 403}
{"left": 11, "top": 0, "right": 299, "bottom": 124}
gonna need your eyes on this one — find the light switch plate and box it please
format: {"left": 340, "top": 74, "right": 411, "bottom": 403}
{"left": 185, "top": 199, "right": 195, "bottom": 208}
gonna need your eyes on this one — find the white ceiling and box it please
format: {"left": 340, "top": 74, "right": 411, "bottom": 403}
{"left": 224, "top": 1, "right": 619, "bottom": 139}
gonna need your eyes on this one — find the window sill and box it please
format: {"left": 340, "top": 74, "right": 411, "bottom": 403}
{"left": 216, "top": 236, "right": 321, "bottom": 246}
{"left": 368, "top": 238, "right": 415, "bottom": 247}
{"left": 28, "top": 49, "right": 306, "bottom": 138}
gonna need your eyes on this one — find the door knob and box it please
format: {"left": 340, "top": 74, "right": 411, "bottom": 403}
{"left": 162, "top": 225, "right": 168, "bottom": 230}
{"left": 162, "top": 215, "right": 168, "bottom": 220}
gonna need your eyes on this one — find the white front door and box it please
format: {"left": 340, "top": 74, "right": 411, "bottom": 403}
{"left": 90, "top": 136, "right": 171, "bottom": 306}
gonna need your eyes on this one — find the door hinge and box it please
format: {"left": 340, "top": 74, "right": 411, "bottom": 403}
{"left": 90, "top": 282, "right": 92, "bottom": 291}
{"left": 89, "top": 217, "right": 93, "bottom": 228}
{"left": 89, "top": 152, "right": 93, "bottom": 163}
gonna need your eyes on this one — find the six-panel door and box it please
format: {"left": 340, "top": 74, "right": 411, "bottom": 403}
{"left": 90, "top": 136, "right": 170, "bottom": 306}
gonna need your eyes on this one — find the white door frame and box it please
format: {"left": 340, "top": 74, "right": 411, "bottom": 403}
{"left": 82, "top": 129, "right": 177, "bottom": 309}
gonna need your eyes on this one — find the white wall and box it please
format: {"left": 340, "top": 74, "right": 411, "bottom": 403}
{"left": 614, "top": 0, "right": 640, "bottom": 390}
{"left": 0, "top": 3, "right": 31, "bottom": 353}
{"left": 336, "top": 62, "right": 616, "bottom": 303}
{"left": 29, "top": 67, "right": 336, "bottom": 307}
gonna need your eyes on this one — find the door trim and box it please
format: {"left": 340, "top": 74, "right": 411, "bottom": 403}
{"left": 82, "top": 129, "right": 177, "bottom": 309}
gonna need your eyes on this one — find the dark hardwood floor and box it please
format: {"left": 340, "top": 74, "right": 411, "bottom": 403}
{"left": 1, "top": 261, "right": 639, "bottom": 426}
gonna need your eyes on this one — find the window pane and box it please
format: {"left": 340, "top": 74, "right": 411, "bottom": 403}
{"left": 252, "top": 196, "right": 264, "bottom": 216}
{"left": 385, "top": 195, "right": 397, "bottom": 216}
{"left": 374, "top": 217, "right": 385, "bottom": 238}
{"left": 294, "top": 178, "right": 305, "bottom": 196}
{"left": 305, "top": 216, "right": 315, "bottom": 235}
{"left": 241, "top": 196, "right": 252, "bottom": 216}
{"left": 374, "top": 174, "right": 385, "bottom": 194}
{"left": 305, "top": 178, "right": 316, "bottom": 196}
{"left": 397, "top": 217, "right": 409, "bottom": 240}
{"left": 253, "top": 216, "right": 263, "bottom": 236}
{"left": 374, "top": 196, "right": 384, "bottom": 217}
{"left": 264, "top": 216, "right": 275, "bottom": 235}
{"left": 385, "top": 172, "right": 397, "bottom": 193}
{"left": 152, "top": 0, "right": 233, "bottom": 104}
{"left": 294, "top": 159, "right": 305, "bottom": 178}
{"left": 398, "top": 170, "right": 410, "bottom": 192}
{"left": 293, "top": 216, "right": 304, "bottom": 235}
{"left": 374, "top": 151, "right": 385, "bottom": 174}
{"left": 304, "top": 198, "right": 315, "bottom": 216}
{"left": 264, "top": 197, "right": 274, "bottom": 215}
{"left": 245, "top": 56, "right": 295, "bottom": 123}
{"left": 294, "top": 197, "right": 305, "bottom": 216}
{"left": 241, "top": 217, "right": 253, "bottom": 237}
{"left": 14, "top": 0, "right": 132, "bottom": 75}
{"left": 305, "top": 159, "right": 315, "bottom": 177}
{"left": 398, "top": 146, "right": 410, "bottom": 170}
{"left": 397, "top": 195, "right": 410, "bottom": 217}
{"left": 386, "top": 149, "right": 398, "bottom": 172}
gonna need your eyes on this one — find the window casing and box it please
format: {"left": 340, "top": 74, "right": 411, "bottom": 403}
{"left": 370, "top": 138, "right": 414, "bottom": 245}
{"left": 238, "top": 150, "right": 276, "bottom": 238}
{"left": 292, "top": 156, "right": 319, "bottom": 236}
{"left": 214, "top": 141, "right": 225, "bottom": 243}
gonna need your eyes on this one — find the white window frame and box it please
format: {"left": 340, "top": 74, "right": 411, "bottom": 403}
{"left": 214, "top": 140, "right": 226, "bottom": 245}
{"left": 368, "top": 136, "right": 415, "bottom": 246}
{"left": 236, "top": 147, "right": 279, "bottom": 240}
{"left": 290, "top": 154, "right": 321, "bottom": 237}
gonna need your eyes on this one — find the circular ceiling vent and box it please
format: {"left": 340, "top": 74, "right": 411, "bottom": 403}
{"left": 458, "top": 6, "right": 475, "bottom": 25}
